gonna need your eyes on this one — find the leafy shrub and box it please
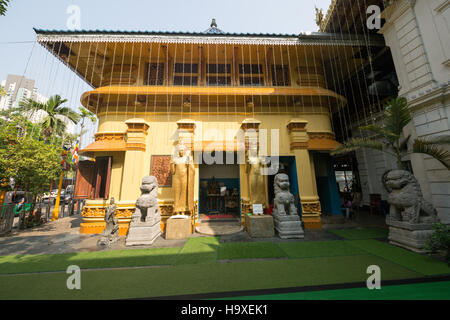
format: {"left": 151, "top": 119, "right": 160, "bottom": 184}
{"left": 425, "top": 223, "right": 450, "bottom": 264}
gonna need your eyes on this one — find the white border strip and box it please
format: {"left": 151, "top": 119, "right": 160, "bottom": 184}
{"left": 36, "top": 33, "right": 374, "bottom": 47}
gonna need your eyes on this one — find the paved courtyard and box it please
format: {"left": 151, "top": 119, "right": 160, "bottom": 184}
{"left": 0, "top": 210, "right": 387, "bottom": 256}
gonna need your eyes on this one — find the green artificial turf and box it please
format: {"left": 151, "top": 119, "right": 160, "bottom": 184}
{"left": 348, "top": 239, "right": 450, "bottom": 276}
{"left": 173, "top": 237, "right": 220, "bottom": 265}
{"left": 327, "top": 227, "right": 389, "bottom": 240}
{"left": 277, "top": 240, "right": 367, "bottom": 259}
{"left": 219, "top": 281, "right": 450, "bottom": 300}
{"left": 0, "top": 254, "right": 422, "bottom": 300}
{"left": 218, "top": 242, "right": 287, "bottom": 260}
{"left": 0, "top": 247, "right": 182, "bottom": 274}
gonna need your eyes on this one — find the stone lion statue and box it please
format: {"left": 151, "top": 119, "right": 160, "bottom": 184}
{"left": 132, "top": 176, "right": 161, "bottom": 223}
{"left": 384, "top": 170, "right": 438, "bottom": 224}
{"left": 272, "top": 173, "right": 297, "bottom": 216}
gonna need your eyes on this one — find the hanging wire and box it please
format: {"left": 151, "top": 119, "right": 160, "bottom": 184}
{"left": 319, "top": 39, "right": 345, "bottom": 144}
{"left": 330, "top": 14, "right": 357, "bottom": 142}
{"left": 104, "top": 41, "right": 118, "bottom": 141}
{"left": 340, "top": 4, "right": 371, "bottom": 141}
{"left": 278, "top": 44, "right": 289, "bottom": 115}
{"left": 152, "top": 41, "right": 161, "bottom": 115}
{"left": 328, "top": 16, "right": 351, "bottom": 143}
{"left": 68, "top": 41, "right": 84, "bottom": 145}
{"left": 316, "top": 43, "right": 336, "bottom": 134}
{"left": 274, "top": 45, "right": 283, "bottom": 116}
{"left": 115, "top": 41, "right": 127, "bottom": 129}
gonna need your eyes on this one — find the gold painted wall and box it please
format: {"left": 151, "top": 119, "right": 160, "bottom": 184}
{"left": 92, "top": 108, "right": 333, "bottom": 206}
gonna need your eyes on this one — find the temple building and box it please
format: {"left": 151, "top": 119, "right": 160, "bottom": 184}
{"left": 34, "top": 19, "right": 388, "bottom": 235}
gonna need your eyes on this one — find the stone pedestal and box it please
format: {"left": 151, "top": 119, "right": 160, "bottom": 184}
{"left": 274, "top": 214, "right": 304, "bottom": 239}
{"left": 165, "top": 216, "right": 191, "bottom": 240}
{"left": 386, "top": 217, "right": 434, "bottom": 253}
{"left": 246, "top": 215, "right": 274, "bottom": 238}
{"left": 126, "top": 216, "right": 161, "bottom": 246}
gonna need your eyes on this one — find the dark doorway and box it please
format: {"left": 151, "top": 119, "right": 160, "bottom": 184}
{"left": 198, "top": 152, "right": 240, "bottom": 217}
{"left": 74, "top": 156, "right": 112, "bottom": 200}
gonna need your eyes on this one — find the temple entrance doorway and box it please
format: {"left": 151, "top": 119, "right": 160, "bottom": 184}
{"left": 198, "top": 152, "right": 241, "bottom": 219}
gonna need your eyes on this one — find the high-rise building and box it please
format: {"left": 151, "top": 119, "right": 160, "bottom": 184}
{"left": 0, "top": 74, "right": 49, "bottom": 116}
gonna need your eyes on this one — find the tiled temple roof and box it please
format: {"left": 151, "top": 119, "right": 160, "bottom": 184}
{"left": 34, "top": 28, "right": 385, "bottom": 46}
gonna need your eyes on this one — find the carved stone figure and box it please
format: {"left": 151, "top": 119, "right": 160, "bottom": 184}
{"left": 126, "top": 176, "right": 162, "bottom": 246}
{"left": 273, "top": 173, "right": 297, "bottom": 217}
{"left": 133, "top": 176, "right": 161, "bottom": 223}
{"left": 171, "top": 143, "right": 195, "bottom": 214}
{"left": 97, "top": 198, "right": 119, "bottom": 247}
{"left": 384, "top": 170, "right": 439, "bottom": 253}
{"left": 272, "top": 173, "right": 304, "bottom": 239}
{"left": 384, "top": 170, "right": 438, "bottom": 224}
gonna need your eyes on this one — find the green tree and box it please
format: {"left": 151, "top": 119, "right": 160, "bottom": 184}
{"left": 332, "top": 97, "right": 450, "bottom": 170}
{"left": 18, "top": 95, "right": 81, "bottom": 141}
{"left": 0, "top": 117, "right": 60, "bottom": 196}
{"left": 0, "top": 85, "right": 6, "bottom": 96}
{"left": 0, "top": 0, "right": 10, "bottom": 16}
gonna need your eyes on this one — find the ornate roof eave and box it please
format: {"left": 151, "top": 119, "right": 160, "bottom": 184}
{"left": 35, "top": 31, "right": 385, "bottom": 47}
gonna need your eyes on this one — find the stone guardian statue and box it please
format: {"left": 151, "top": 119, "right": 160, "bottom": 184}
{"left": 126, "top": 176, "right": 162, "bottom": 246}
{"left": 383, "top": 170, "right": 439, "bottom": 253}
{"left": 272, "top": 173, "right": 304, "bottom": 239}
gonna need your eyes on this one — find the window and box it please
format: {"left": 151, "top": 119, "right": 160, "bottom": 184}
{"left": 239, "top": 64, "right": 264, "bottom": 86}
{"left": 240, "top": 76, "right": 264, "bottom": 86}
{"left": 207, "top": 64, "right": 231, "bottom": 74}
{"left": 145, "top": 63, "right": 164, "bottom": 85}
{"left": 172, "top": 63, "right": 198, "bottom": 86}
{"left": 174, "top": 63, "right": 198, "bottom": 74}
{"left": 206, "top": 64, "right": 231, "bottom": 86}
{"left": 271, "top": 65, "right": 290, "bottom": 86}
{"left": 74, "top": 157, "right": 112, "bottom": 200}
{"left": 173, "top": 76, "right": 198, "bottom": 86}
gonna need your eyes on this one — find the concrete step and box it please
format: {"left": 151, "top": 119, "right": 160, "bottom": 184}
{"left": 199, "top": 218, "right": 240, "bottom": 224}
{"left": 196, "top": 220, "right": 243, "bottom": 236}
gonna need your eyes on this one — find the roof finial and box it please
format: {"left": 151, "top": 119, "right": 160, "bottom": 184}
{"left": 211, "top": 18, "right": 217, "bottom": 28}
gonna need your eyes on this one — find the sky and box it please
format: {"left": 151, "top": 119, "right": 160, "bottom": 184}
{"left": 0, "top": 0, "right": 331, "bottom": 145}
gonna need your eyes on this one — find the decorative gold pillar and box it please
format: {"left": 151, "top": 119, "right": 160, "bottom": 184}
{"left": 288, "top": 119, "right": 322, "bottom": 229}
{"left": 120, "top": 119, "right": 149, "bottom": 202}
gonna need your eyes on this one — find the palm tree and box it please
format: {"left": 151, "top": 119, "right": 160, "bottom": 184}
{"left": 0, "top": 0, "right": 10, "bottom": 16}
{"left": 332, "top": 97, "right": 450, "bottom": 170}
{"left": 18, "top": 95, "right": 81, "bottom": 141}
{"left": 78, "top": 106, "right": 96, "bottom": 133}
{"left": 77, "top": 106, "right": 97, "bottom": 148}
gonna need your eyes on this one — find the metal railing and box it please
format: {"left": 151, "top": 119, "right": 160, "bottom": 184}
{"left": 0, "top": 204, "right": 15, "bottom": 236}
{"left": 0, "top": 199, "right": 86, "bottom": 236}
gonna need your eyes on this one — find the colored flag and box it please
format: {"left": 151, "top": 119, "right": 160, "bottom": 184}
{"left": 72, "top": 138, "right": 79, "bottom": 166}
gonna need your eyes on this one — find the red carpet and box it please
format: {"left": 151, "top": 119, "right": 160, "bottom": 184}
{"left": 204, "top": 214, "right": 234, "bottom": 219}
